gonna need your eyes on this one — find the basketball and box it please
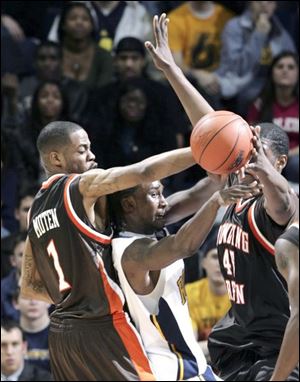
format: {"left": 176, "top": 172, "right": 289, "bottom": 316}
{"left": 190, "top": 110, "right": 253, "bottom": 175}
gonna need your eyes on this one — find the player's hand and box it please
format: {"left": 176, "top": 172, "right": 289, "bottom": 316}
{"left": 145, "top": 13, "right": 176, "bottom": 72}
{"left": 206, "top": 172, "right": 228, "bottom": 189}
{"left": 245, "top": 125, "right": 273, "bottom": 177}
{"left": 216, "top": 181, "right": 262, "bottom": 206}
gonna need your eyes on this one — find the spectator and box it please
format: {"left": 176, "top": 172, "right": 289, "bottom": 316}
{"left": 186, "top": 226, "right": 230, "bottom": 361}
{"left": 18, "top": 41, "right": 63, "bottom": 114}
{"left": 1, "top": 233, "right": 26, "bottom": 322}
{"left": 216, "top": 1, "right": 296, "bottom": 116}
{"left": 48, "top": 1, "right": 152, "bottom": 52}
{"left": 1, "top": 185, "right": 38, "bottom": 279}
{"left": 168, "top": 1, "right": 234, "bottom": 108}
{"left": 247, "top": 51, "right": 299, "bottom": 183}
{"left": 13, "top": 292, "right": 51, "bottom": 374}
{"left": 1, "top": 320, "right": 52, "bottom": 381}
{"left": 16, "top": 80, "right": 70, "bottom": 184}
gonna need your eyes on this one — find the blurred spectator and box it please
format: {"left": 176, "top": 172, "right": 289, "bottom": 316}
{"left": 186, "top": 226, "right": 230, "bottom": 362}
{"left": 1, "top": 185, "right": 38, "bottom": 279}
{"left": 85, "top": 37, "right": 189, "bottom": 170}
{"left": 101, "top": 77, "right": 178, "bottom": 169}
{"left": 1, "top": 233, "right": 26, "bottom": 322}
{"left": 1, "top": 320, "right": 52, "bottom": 381}
{"left": 276, "top": 1, "right": 299, "bottom": 50}
{"left": 167, "top": 1, "right": 234, "bottom": 108}
{"left": 56, "top": 2, "right": 113, "bottom": 89}
{"left": 18, "top": 41, "right": 63, "bottom": 114}
{"left": 216, "top": 1, "right": 296, "bottom": 116}
{"left": 247, "top": 51, "right": 299, "bottom": 183}
{"left": 48, "top": 1, "right": 152, "bottom": 52}
{"left": 15, "top": 80, "right": 70, "bottom": 184}
{"left": 13, "top": 293, "right": 51, "bottom": 374}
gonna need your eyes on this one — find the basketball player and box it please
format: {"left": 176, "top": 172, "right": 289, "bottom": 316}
{"left": 145, "top": 14, "right": 299, "bottom": 380}
{"left": 19, "top": 120, "right": 201, "bottom": 381}
{"left": 110, "top": 179, "right": 260, "bottom": 381}
{"left": 271, "top": 219, "right": 299, "bottom": 381}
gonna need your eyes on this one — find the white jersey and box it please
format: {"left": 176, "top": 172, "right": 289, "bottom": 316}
{"left": 112, "top": 231, "right": 209, "bottom": 381}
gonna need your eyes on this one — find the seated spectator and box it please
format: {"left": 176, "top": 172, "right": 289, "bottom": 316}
{"left": 215, "top": 1, "right": 296, "bottom": 117}
{"left": 1, "top": 185, "right": 38, "bottom": 279}
{"left": 1, "top": 233, "right": 26, "bottom": 322}
{"left": 186, "top": 226, "right": 230, "bottom": 361}
{"left": 13, "top": 292, "right": 51, "bottom": 374}
{"left": 56, "top": 2, "right": 113, "bottom": 89}
{"left": 247, "top": 51, "right": 299, "bottom": 183}
{"left": 1, "top": 320, "right": 52, "bottom": 381}
{"left": 48, "top": 1, "right": 152, "bottom": 52}
{"left": 85, "top": 37, "right": 189, "bottom": 173}
{"left": 18, "top": 41, "right": 63, "bottom": 114}
{"left": 15, "top": 80, "right": 70, "bottom": 184}
{"left": 168, "top": 1, "right": 234, "bottom": 109}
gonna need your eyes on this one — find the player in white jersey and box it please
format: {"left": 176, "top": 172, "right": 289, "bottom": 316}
{"left": 110, "top": 179, "right": 261, "bottom": 380}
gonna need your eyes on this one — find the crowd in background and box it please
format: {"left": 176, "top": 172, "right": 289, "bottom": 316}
{"left": 1, "top": 1, "right": 299, "bottom": 379}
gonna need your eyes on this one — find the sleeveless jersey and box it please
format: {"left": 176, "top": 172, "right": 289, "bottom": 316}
{"left": 209, "top": 195, "right": 290, "bottom": 364}
{"left": 112, "top": 231, "right": 208, "bottom": 381}
{"left": 28, "top": 174, "right": 126, "bottom": 320}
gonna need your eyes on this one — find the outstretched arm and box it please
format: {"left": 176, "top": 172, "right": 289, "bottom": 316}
{"left": 271, "top": 237, "right": 299, "bottom": 381}
{"left": 79, "top": 147, "right": 194, "bottom": 201}
{"left": 20, "top": 237, "right": 53, "bottom": 304}
{"left": 145, "top": 13, "right": 214, "bottom": 127}
{"left": 122, "top": 182, "right": 260, "bottom": 293}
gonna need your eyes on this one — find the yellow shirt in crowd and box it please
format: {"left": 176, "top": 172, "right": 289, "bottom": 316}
{"left": 186, "top": 278, "right": 231, "bottom": 340}
{"left": 168, "top": 3, "right": 234, "bottom": 71}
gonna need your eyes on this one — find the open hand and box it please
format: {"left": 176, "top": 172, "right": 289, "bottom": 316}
{"left": 144, "top": 13, "right": 176, "bottom": 72}
{"left": 217, "top": 181, "right": 262, "bottom": 206}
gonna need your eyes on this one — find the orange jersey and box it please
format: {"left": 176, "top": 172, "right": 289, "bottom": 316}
{"left": 168, "top": 3, "right": 234, "bottom": 71}
{"left": 186, "top": 278, "right": 230, "bottom": 340}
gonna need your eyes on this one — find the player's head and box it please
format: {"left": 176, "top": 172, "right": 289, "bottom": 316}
{"left": 37, "top": 121, "right": 97, "bottom": 176}
{"left": 109, "top": 181, "right": 168, "bottom": 234}
{"left": 230, "top": 122, "right": 289, "bottom": 186}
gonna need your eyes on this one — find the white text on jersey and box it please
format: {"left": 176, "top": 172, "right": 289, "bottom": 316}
{"left": 33, "top": 209, "right": 60, "bottom": 238}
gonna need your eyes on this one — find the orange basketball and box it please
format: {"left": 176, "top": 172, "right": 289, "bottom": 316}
{"left": 190, "top": 110, "right": 253, "bottom": 175}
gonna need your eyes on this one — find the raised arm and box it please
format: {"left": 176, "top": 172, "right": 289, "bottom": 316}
{"left": 245, "top": 126, "right": 297, "bottom": 225}
{"left": 165, "top": 174, "right": 227, "bottom": 225}
{"left": 122, "top": 182, "right": 260, "bottom": 292}
{"left": 20, "top": 237, "right": 53, "bottom": 304}
{"left": 271, "top": 236, "right": 299, "bottom": 381}
{"left": 79, "top": 147, "right": 194, "bottom": 200}
{"left": 145, "top": 13, "right": 213, "bottom": 127}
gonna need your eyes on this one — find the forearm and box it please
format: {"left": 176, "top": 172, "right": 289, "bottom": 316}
{"left": 174, "top": 194, "right": 220, "bottom": 256}
{"left": 80, "top": 148, "right": 195, "bottom": 198}
{"left": 166, "top": 177, "right": 220, "bottom": 225}
{"left": 270, "top": 312, "right": 299, "bottom": 381}
{"left": 259, "top": 168, "right": 295, "bottom": 224}
{"left": 162, "top": 65, "right": 214, "bottom": 126}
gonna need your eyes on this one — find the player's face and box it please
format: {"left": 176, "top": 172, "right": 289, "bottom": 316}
{"left": 134, "top": 181, "right": 168, "bottom": 234}
{"left": 1, "top": 328, "right": 27, "bottom": 375}
{"left": 62, "top": 129, "right": 97, "bottom": 173}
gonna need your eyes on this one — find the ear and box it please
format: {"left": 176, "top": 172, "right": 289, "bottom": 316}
{"left": 49, "top": 151, "right": 65, "bottom": 169}
{"left": 121, "top": 196, "right": 136, "bottom": 214}
{"left": 276, "top": 154, "right": 288, "bottom": 172}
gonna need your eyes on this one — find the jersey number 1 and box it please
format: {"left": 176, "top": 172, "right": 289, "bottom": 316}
{"left": 47, "top": 239, "right": 71, "bottom": 291}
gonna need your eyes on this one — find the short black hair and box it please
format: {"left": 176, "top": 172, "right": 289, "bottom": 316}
{"left": 1, "top": 320, "right": 25, "bottom": 341}
{"left": 114, "top": 37, "right": 146, "bottom": 57}
{"left": 259, "top": 122, "right": 289, "bottom": 156}
{"left": 36, "top": 41, "right": 62, "bottom": 59}
{"left": 37, "top": 121, "right": 83, "bottom": 155}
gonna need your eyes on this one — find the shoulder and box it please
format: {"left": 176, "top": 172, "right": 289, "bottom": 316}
{"left": 20, "top": 362, "right": 53, "bottom": 381}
